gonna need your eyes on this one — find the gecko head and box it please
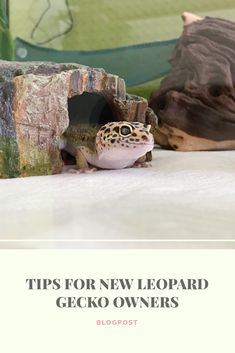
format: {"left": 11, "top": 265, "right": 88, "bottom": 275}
{"left": 95, "top": 121, "right": 154, "bottom": 157}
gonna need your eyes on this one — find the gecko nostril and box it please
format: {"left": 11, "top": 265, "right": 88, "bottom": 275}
{"left": 141, "top": 135, "right": 148, "bottom": 141}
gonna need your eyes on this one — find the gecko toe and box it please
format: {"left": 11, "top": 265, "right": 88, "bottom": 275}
{"left": 79, "top": 168, "right": 98, "bottom": 174}
{"left": 68, "top": 168, "right": 79, "bottom": 174}
{"left": 133, "top": 162, "right": 152, "bottom": 168}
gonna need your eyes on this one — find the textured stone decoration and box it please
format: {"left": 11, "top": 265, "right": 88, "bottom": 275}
{"left": 0, "top": 60, "right": 149, "bottom": 178}
{"left": 149, "top": 13, "right": 235, "bottom": 151}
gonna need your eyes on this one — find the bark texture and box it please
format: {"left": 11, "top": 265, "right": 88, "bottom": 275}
{"left": 149, "top": 17, "right": 235, "bottom": 151}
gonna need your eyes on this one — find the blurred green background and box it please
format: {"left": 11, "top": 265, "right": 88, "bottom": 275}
{"left": 4, "top": 0, "right": 235, "bottom": 97}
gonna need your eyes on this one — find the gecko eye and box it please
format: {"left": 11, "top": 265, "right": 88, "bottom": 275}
{"left": 120, "top": 125, "right": 132, "bottom": 136}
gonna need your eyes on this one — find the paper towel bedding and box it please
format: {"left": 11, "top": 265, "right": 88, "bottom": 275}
{"left": 0, "top": 149, "right": 234, "bottom": 247}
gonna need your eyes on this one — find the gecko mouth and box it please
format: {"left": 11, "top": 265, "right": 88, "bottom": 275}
{"left": 104, "top": 139, "right": 154, "bottom": 146}
{"left": 117, "top": 139, "right": 154, "bottom": 146}
{"left": 126, "top": 142, "right": 154, "bottom": 146}
{"left": 97, "top": 136, "right": 154, "bottom": 149}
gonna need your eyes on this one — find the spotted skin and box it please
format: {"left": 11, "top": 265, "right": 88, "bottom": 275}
{"left": 62, "top": 121, "right": 154, "bottom": 172}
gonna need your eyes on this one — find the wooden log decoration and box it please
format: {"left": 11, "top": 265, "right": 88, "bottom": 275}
{"left": 149, "top": 13, "right": 235, "bottom": 151}
{"left": 0, "top": 60, "right": 148, "bottom": 178}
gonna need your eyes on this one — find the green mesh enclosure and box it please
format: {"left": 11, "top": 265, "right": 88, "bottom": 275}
{"left": 15, "top": 37, "right": 177, "bottom": 87}
{"left": 11, "top": 0, "right": 185, "bottom": 89}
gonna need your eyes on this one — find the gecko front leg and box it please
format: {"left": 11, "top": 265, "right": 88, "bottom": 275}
{"left": 133, "top": 155, "right": 152, "bottom": 168}
{"left": 74, "top": 147, "right": 97, "bottom": 173}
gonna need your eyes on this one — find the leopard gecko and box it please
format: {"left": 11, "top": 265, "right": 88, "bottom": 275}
{"left": 60, "top": 121, "right": 154, "bottom": 172}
